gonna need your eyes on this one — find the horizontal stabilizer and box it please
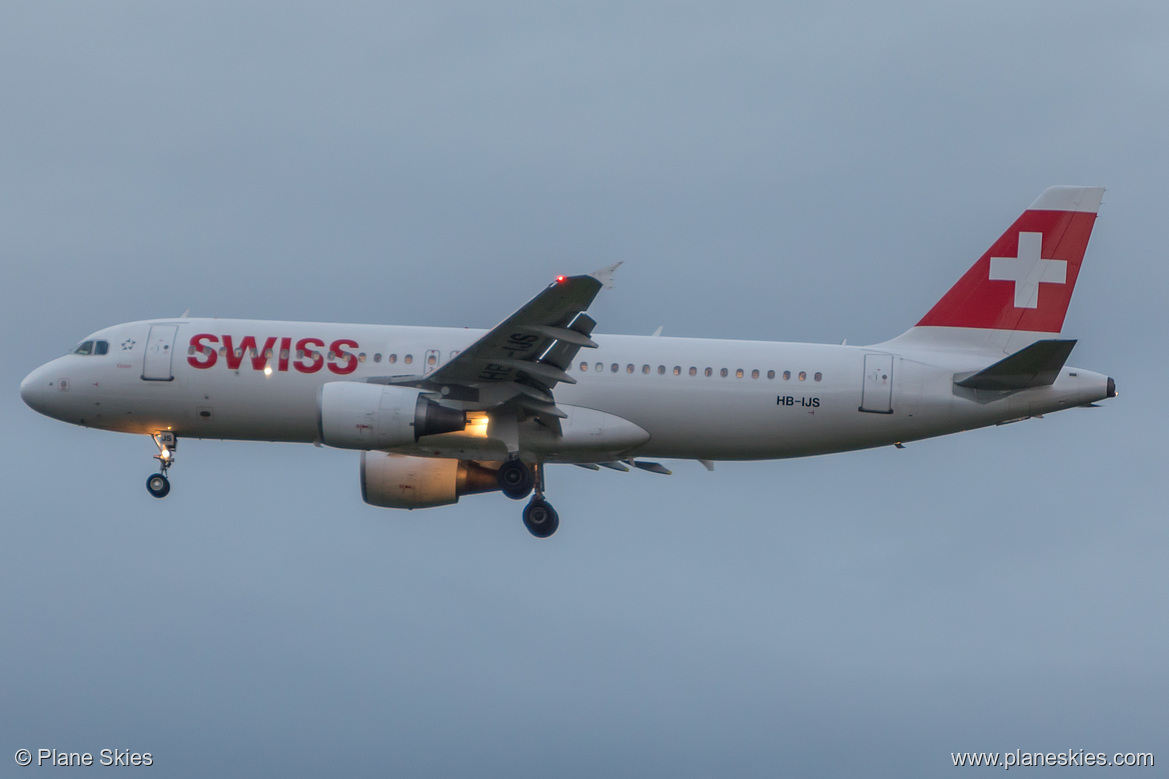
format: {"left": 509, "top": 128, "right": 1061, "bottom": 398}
{"left": 955, "top": 339, "right": 1076, "bottom": 391}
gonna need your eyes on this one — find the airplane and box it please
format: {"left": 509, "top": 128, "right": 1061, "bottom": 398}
{"left": 20, "top": 186, "right": 1115, "bottom": 538}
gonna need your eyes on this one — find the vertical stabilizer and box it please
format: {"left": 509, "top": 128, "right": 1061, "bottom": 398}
{"left": 884, "top": 186, "right": 1104, "bottom": 354}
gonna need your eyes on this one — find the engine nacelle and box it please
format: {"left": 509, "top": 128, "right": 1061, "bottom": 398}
{"left": 318, "top": 382, "right": 466, "bottom": 450}
{"left": 360, "top": 452, "right": 499, "bottom": 508}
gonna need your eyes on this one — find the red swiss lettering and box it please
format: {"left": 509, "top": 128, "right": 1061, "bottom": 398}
{"left": 328, "top": 339, "right": 359, "bottom": 375}
{"left": 222, "top": 335, "right": 256, "bottom": 371}
{"left": 188, "top": 334, "right": 357, "bottom": 374}
{"left": 188, "top": 334, "right": 218, "bottom": 369}
{"left": 294, "top": 337, "right": 325, "bottom": 373}
{"left": 278, "top": 337, "right": 291, "bottom": 372}
{"left": 252, "top": 336, "right": 278, "bottom": 370}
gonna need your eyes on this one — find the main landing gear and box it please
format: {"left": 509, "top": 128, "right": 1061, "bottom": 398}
{"left": 146, "top": 432, "right": 176, "bottom": 499}
{"left": 497, "top": 457, "right": 559, "bottom": 538}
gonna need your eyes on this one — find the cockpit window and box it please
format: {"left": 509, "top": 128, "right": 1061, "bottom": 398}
{"left": 71, "top": 339, "right": 109, "bottom": 356}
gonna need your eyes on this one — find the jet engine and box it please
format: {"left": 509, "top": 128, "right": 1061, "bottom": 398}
{"left": 360, "top": 452, "right": 499, "bottom": 508}
{"left": 318, "top": 382, "right": 466, "bottom": 449}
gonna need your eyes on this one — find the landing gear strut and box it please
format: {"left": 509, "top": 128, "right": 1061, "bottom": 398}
{"left": 146, "top": 432, "right": 176, "bottom": 499}
{"left": 522, "top": 462, "right": 559, "bottom": 538}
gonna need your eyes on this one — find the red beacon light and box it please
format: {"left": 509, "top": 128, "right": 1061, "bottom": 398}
{"left": 555, "top": 275, "right": 567, "bottom": 284}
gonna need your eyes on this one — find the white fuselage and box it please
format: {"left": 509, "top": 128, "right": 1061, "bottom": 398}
{"left": 20, "top": 317, "right": 1111, "bottom": 463}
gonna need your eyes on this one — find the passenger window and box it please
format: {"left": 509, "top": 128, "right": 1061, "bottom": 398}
{"left": 704, "top": 367, "right": 712, "bottom": 377}
{"left": 814, "top": 372, "right": 822, "bottom": 382}
{"left": 94, "top": 340, "right": 109, "bottom": 355}
{"left": 427, "top": 354, "right": 437, "bottom": 366}
{"left": 689, "top": 367, "right": 697, "bottom": 376}
{"left": 783, "top": 370, "right": 791, "bottom": 380}
{"left": 580, "top": 362, "right": 588, "bottom": 372}
{"left": 281, "top": 349, "right": 290, "bottom": 360}
{"left": 389, "top": 354, "right": 397, "bottom": 363}
{"left": 735, "top": 369, "right": 744, "bottom": 378}
{"left": 658, "top": 365, "right": 666, "bottom": 375}
{"left": 404, "top": 354, "right": 413, "bottom": 365}
{"left": 767, "top": 370, "right": 775, "bottom": 380}
{"left": 73, "top": 341, "right": 94, "bottom": 355}
{"left": 358, "top": 353, "right": 367, "bottom": 362}
{"left": 187, "top": 345, "right": 195, "bottom": 355}
{"left": 373, "top": 353, "right": 381, "bottom": 363}
{"left": 642, "top": 364, "right": 650, "bottom": 374}
{"left": 798, "top": 371, "right": 807, "bottom": 381}
{"left": 720, "top": 368, "right": 728, "bottom": 377}
{"left": 596, "top": 362, "right": 603, "bottom": 372}
{"left": 751, "top": 369, "right": 759, "bottom": 379}
{"left": 610, "top": 363, "right": 619, "bottom": 373}
{"left": 626, "top": 364, "right": 634, "bottom": 374}
{"left": 673, "top": 366, "right": 682, "bottom": 376}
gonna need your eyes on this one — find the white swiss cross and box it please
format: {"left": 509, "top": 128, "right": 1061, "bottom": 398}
{"left": 988, "top": 231, "right": 1067, "bottom": 309}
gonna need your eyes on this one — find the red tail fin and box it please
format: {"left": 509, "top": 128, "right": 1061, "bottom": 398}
{"left": 915, "top": 186, "right": 1104, "bottom": 335}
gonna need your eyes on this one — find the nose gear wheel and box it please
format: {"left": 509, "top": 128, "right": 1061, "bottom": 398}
{"left": 146, "top": 473, "right": 170, "bottom": 498}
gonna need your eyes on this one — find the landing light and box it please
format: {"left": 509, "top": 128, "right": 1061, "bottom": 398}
{"left": 264, "top": 365, "right": 273, "bottom": 376}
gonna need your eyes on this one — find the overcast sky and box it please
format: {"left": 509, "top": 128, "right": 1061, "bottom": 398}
{"left": 2, "top": 2, "right": 1166, "bottom": 776}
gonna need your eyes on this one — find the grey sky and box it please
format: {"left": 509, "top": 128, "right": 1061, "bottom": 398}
{"left": 2, "top": 2, "right": 1166, "bottom": 776}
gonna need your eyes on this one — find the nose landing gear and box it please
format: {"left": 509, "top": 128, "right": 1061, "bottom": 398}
{"left": 146, "top": 432, "right": 176, "bottom": 499}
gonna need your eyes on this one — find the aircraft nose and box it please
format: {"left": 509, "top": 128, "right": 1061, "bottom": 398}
{"left": 20, "top": 367, "right": 48, "bottom": 414}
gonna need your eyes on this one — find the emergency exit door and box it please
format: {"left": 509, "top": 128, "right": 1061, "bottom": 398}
{"left": 424, "top": 349, "right": 441, "bottom": 375}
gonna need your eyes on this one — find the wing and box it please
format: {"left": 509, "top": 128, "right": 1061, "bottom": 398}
{"left": 431, "top": 273, "right": 600, "bottom": 390}
{"left": 377, "top": 269, "right": 613, "bottom": 428}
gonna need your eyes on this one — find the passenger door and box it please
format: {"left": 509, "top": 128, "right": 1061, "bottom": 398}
{"left": 142, "top": 325, "right": 178, "bottom": 381}
{"left": 859, "top": 353, "right": 894, "bottom": 414}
